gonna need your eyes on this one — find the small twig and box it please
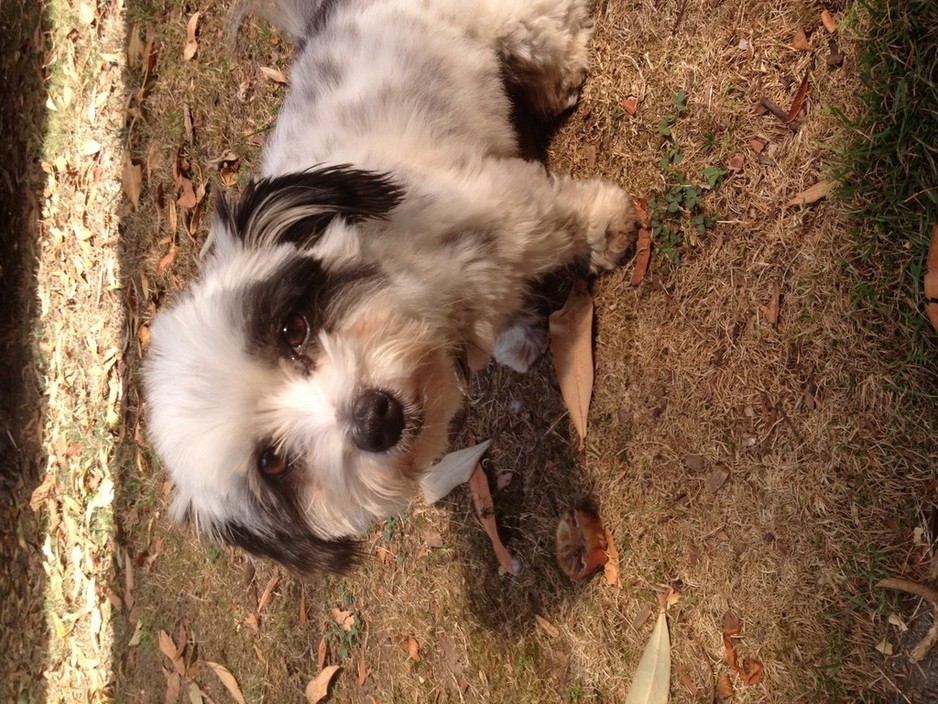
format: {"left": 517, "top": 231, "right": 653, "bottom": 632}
{"left": 672, "top": 0, "right": 689, "bottom": 36}
{"left": 758, "top": 98, "right": 799, "bottom": 132}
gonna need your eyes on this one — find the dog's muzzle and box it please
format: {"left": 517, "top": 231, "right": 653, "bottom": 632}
{"left": 350, "top": 389, "right": 405, "bottom": 452}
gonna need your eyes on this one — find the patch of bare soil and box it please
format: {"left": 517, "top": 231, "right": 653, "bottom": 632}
{"left": 17, "top": 0, "right": 938, "bottom": 702}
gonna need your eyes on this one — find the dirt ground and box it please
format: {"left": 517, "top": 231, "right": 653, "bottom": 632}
{"left": 3, "top": 0, "right": 938, "bottom": 702}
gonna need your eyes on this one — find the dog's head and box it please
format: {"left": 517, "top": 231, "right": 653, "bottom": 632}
{"left": 144, "top": 166, "right": 467, "bottom": 573}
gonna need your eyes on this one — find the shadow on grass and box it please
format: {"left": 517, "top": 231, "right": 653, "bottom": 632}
{"left": 0, "top": 1, "right": 51, "bottom": 702}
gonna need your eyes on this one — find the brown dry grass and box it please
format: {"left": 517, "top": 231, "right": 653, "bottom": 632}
{"left": 9, "top": 0, "right": 938, "bottom": 702}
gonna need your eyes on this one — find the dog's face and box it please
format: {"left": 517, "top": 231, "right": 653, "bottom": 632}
{"left": 144, "top": 167, "right": 466, "bottom": 572}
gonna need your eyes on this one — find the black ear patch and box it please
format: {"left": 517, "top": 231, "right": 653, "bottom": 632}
{"left": 219, "top": 519, "right": 362, "bottom": 575}
{"left": 219, "top": 164, "right": 404, "bottom": 249}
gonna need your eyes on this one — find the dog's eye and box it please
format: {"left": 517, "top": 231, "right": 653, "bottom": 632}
{"left": 258, "top": 447, "right": 292, "bottom": 478}
{"left": 280, "top": 312, "right": 309, "bottom": 350}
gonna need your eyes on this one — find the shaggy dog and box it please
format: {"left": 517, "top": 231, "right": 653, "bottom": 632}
{"left": 144, "top": 0, "right": 636, "bottom": 573}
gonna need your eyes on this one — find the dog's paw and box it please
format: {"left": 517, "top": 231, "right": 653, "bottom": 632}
{"left": 493, "top": 316, "right": 548, "bottom": 373}
{"left": 584, "top": 183, "right": 637, "bottom": 274}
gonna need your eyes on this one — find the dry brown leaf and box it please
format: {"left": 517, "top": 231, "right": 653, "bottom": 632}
{"left": 549, "top": 278, "right": 593, "bottom": 449}
{"left": 622, "top": 97, "right": 638, "bottom": 116}
{"left": 705, "top": 467, "right": 730, "bottom": 493}
{"left": 786, "top": 180, "right": 834, "bottom": 207}
{"left": 675, "top": 664, "right": 701, "bottom": 697}
{"left": 749, "top": 138, "right": 766, "bottom": 153}
{"left": 260, "top": 66, "right": 288, "bottom": 84}
{"left": 603, "top": 526, "right": 621, "bottom": 587}
{"left": 317, "top": 637, "right": 327, "bottom": 670}
{"left": 924, "top": 224, "right": 938, "bottom": 333}
{"left": 127, "top": 23, "right": 143, "bottom": 67}
{"left": 123, "top": 157, "right": 143, "bottom": 209}
{"left": 138, "top": 34, "right": 158, "bottom": 102}
{"left": 760, "top": 282, "right": 781, "bottom": 326}
{"left": 357, "top": 648, "right": 368, "bottom": 686}
{"left": 183, "top": 12, "right": 200, "bottom": 62}
{"left": 535, "top": 615, "right": 560, "bottom": 639}
{"left": 468, "top": 463, "right": 519, "bottom": 574}
{"left": 305, "top": 665, "right": 341, "bottom": 704}
{"left": 555, "top": 506, "right": 608, "bottom": 581}
{"left": 204, "top": 662, "right": 246, "bottom": 704}
{"left": 821, "top": 9, "right": 838, "bottom": 33}
{"left": 164, "top": 670, "right": 181, "bottom": 704}
{"left": 156, "top": 243, "right": 175, "bottom": 276}
{"left": 717, "top": 671, "right": 735, "bottom": 699}
{"left": 792, "top": 27, "right": 811, "bottom": 51}
{"left": 739, "top": 657, "right": 765, "bottom": 685}
{"left": 786, "top": 72, "right": 811, "bottom": 123}
{"left": 158, "top": 629, "right": 185, "bottom": 675}
{"left": 257, "top": 573, "right": 280, "bottom": 614}
{"left": 727, "top": 154, "right": 744, "bottom": 171}
{"left": 332, "top": 608, "right": 356, "bottom": 632}
{"left": 406, "top": 635, "right": 421, "bottom": 662}
{"left": 630, "top": 202, "right": 652, "bottom": 287}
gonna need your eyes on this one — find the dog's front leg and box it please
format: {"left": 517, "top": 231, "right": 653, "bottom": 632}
{"left": 479, "top": 158, "right": 637, "bottom": 278}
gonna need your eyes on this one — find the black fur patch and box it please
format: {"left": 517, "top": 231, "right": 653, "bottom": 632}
{"left": 242, "top": 255, "right": 380, "bottom": 362}
{"left": 218, "top": 165, "right": 403, "bottom": 249}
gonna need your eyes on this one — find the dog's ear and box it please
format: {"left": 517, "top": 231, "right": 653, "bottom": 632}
{"left": 219, "top": 519, "right": 363, "bottom": 575}
{"left": 221, "top": 165, "right": 404, "bottom": 249}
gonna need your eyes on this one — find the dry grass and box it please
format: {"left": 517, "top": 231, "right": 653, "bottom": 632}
{"left": 5, "top": 0, "right": 937, "bottom": 702}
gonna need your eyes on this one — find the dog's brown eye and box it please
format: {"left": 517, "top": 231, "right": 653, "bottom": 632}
{"left": 258, "top": 447, "right": 291, "bottom": 477}
{"left": 280, "top": 312, "right": 309, "bottom": 350}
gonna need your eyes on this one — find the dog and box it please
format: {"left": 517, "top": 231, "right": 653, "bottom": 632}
{"left": 144, "top": 0, "right": 636, "bottom": 574}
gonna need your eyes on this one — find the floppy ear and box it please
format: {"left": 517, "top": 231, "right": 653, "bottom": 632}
{"left": 218, "top": 165, "right": 404, "bottom": 249}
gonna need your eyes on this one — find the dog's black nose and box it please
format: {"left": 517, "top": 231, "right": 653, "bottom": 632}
{"left": 350, "top": 389, "right": 405, "bottom": 453}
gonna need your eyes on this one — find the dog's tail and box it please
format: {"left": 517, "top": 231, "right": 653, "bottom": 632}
{"left": 228, "top": 0, "right": 325, "bottom": 44}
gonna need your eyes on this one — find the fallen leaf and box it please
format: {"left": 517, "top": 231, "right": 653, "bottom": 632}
{"left": 727, "top": 154, "right": 744, "bottom": 171}
{"left": 317, "top": 637, "right": 327, "bottom": 670}
{"left": 786, "top": 72, "right": 811, "bottom": 123}
{"left": 158, "top": 629, "right": 185, "bottom": 675}
{"left": 827, "top": 38, "right": 845, "bottom": 69}
{"left": 332, "top": 608, "right": 356, "bottom": 632}
{"left": 421, "top": 439, "right": 491, "bottom": 504}
{"left": 603, "top": 526, "right": 622, "bottom": 587}
{"left": 717, "top": 671, "right": 735, "bottom": 699}
{"left": 164, "top": 670, "right": 181, "bottom": 704}
{"left": 792, "top": 27, "right": 811, "bottom": 51}
{"left": 675, "top": 664, "right": 701, "bottom": 697}
{"left": 786, "top": 180, "right": 834, "bottom": 207}
{"left": 138, "top": 34, "right": 158, "bottom": 102}
{"left": 683, "top": 454, "right": 705, "bottom": 472}
{"left": 82, "top": 139, "right": 102, "bottom": 157}
{"left": 624, "top": 609, "right": 671, "bottom": 704}
{"left": 300, "top": 592, "right": 308, "bottom": 624}
{"left": 749, "top": 138, "right": 765, "bottom": 153}
{"left": 358, "top": 648, "right": 368, "bottom": 686}
{"left": 924, "top": 224, "right": 938, "bottom": 333}
{"left": 305, "top": 665, "right": 341, "bottom": 704}
{"left": 156, "top": 243, "right": 175, "bottom": 276}
{"left": 760, "top": 282, "right": 781, "bottom": 326}
{"left": 555, "top": 505, "right": 608, "bottom": 581}
{"left": 875, "top": 638, "right": 894, "bottom": 655}
{"left": 739, "top": 657, "right": 765, "bottom": 685}
{"left": 821, "top": 9, "right": 838, "bottom": 33}
{"left": 257, "top": 573, "right": 280, "bottom": 613}
{"left": 622, "top": 97, "right": 639, "bottom": 116}
{"left": 127, "top": 23, "right": 143, "bottom": 67}
{"left": 406, "top": 635, "right": 421, "bottom": 662}
{"left": 705, "top": 467, "right": 730, "bottom": 493}
{"left": 424, "top": 531, "right": 444, "bottom": 548}
{"left": 183, "top": 12, "right": 200, "bottom": 62}
{"left": 632, "top": 604, "right": 653, "bottom": 630}
{"left": 260, "top": 66, "right": 288, "bottom": 85}
{"left": 549, "top": 278, "right": 594, "bottom": 449}
{"left": 468, "top": 461, "right": 519, "bottom": 574}
{"left": 204, "top": 662, "right": 247, "bottom": 704}
{"left": 535, "top": 615, "right": 560, "bottom": 639}
{"left": 630, "top": 202, "right": 652, "bottom": 287}
{"left": 187, "top": 682, "right": 204, "bottom": 704}
{"left": 123, "top": 157, "right": 143, "bottom": 209}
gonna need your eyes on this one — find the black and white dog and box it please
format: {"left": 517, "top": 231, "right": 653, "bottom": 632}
{"left": 144, "top": 0, "right": 635, "bottom": 573}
